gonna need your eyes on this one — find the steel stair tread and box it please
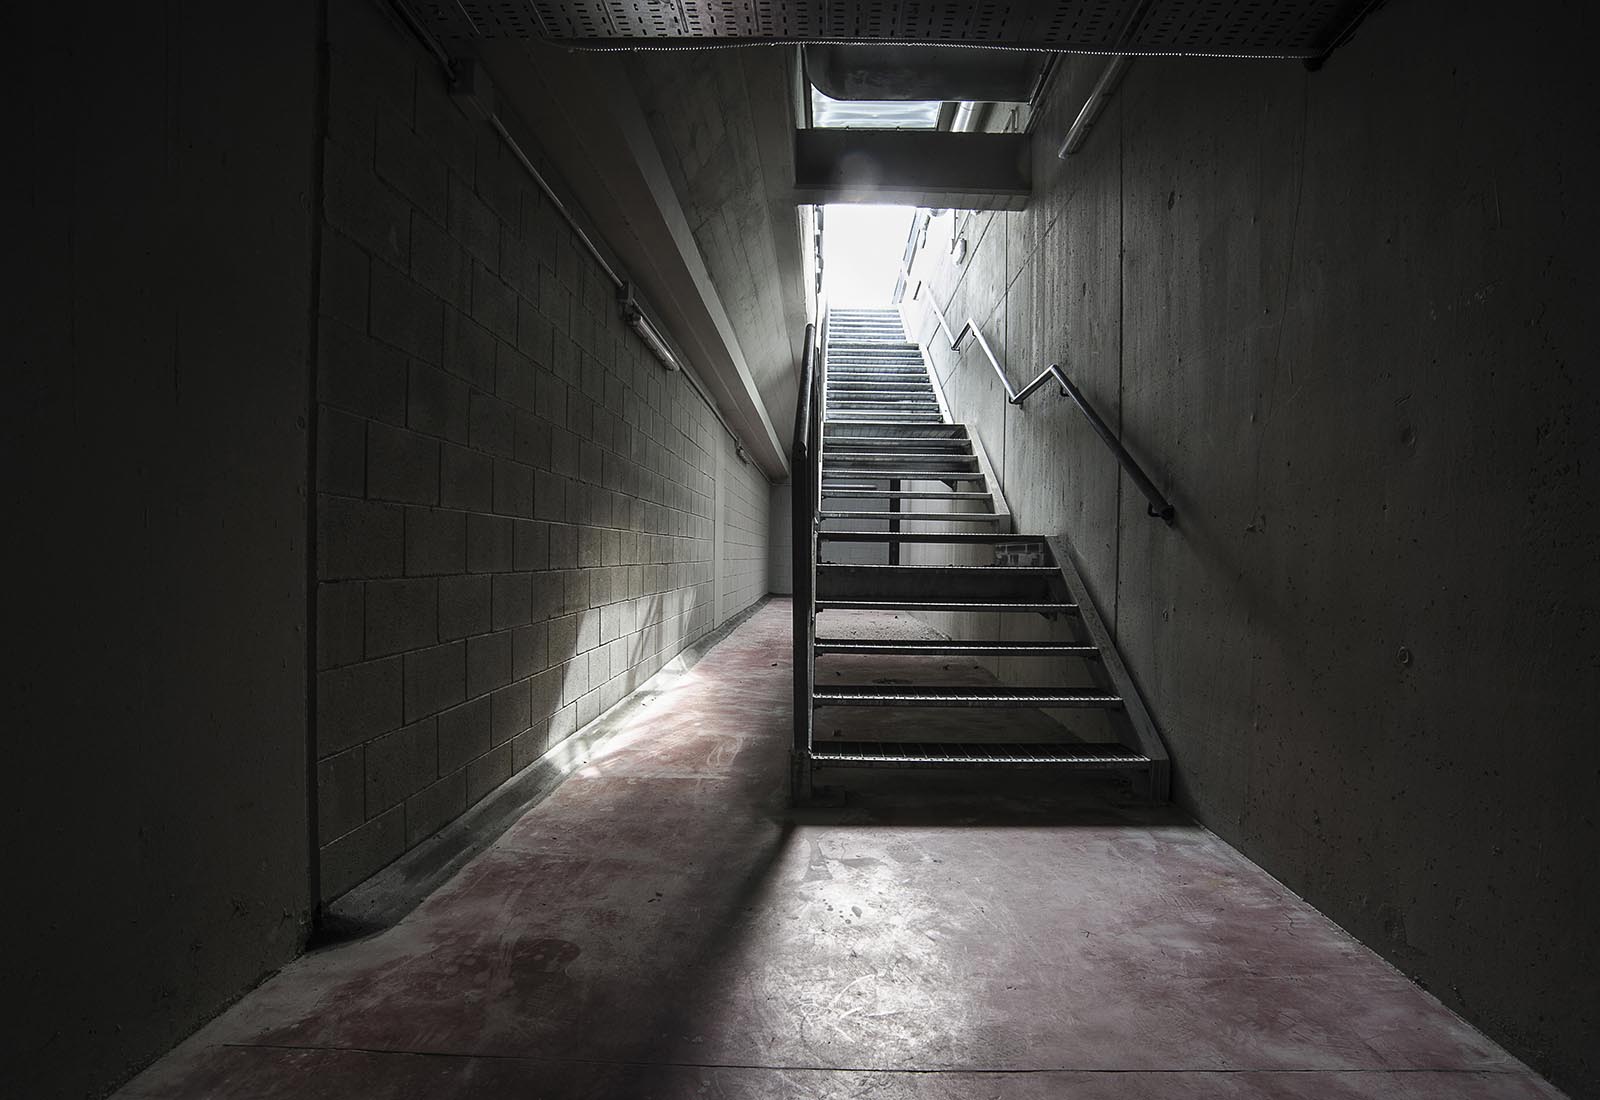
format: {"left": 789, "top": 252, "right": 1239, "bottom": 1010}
{"left": 820, "top": 530, "right": 1043, "bottom": 542}
{"left": 819, "top": 512, "right": 1000, "bottom": 522}
{"left": 815, "top": 685, "right": 1122, "bottom": 707}
{"left": 815, "top": 639, "right": 1100, "bottom": 657}
{"left": 823, "top": 451, "right": 974, "bottom": 460}
{"left": 816, "top": 563, "right": 1055, "bottom": 574}
{"left": 817, "top": 599, "right": 1076, "bottom": 613}
{"left": 824, "top": 419, "right": 963, "bottom": 428}
{"left": 823, "top": 461, "right": 977, "bottom": 470}
{"left": 820, "top": 489, "right": 991, "bottom": 499}
{"left": 819, "top": 435, "right": 962, "bottom": 442}
{"left": 819, "top": 469, "right": 984, "bottom": 479}
{"left": 820, "top": 452, "right": 974, "bottom": 460}
{"left": 809, "top": 741, "right": 1149, "bottom": 768}
{"left": 824, "top": 427, "right": 965, "bottom": 437}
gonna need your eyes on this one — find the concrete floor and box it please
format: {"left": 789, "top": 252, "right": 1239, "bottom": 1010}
{"left": 120, "top": 600, "right": 1562, "bottom": 1099}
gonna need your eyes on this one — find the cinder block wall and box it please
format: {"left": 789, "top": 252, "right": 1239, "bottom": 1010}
{"left": 900, "top": 2, "right": 1600, "bottom": 1093}
{"left": 717, "top": 435, "right": 773, "bottom": 619}
{"left": 313, "top": 0, "right": 767, "bottom": 899}
{"left": 767, "top": 483, "right": 794, "bottom": 595}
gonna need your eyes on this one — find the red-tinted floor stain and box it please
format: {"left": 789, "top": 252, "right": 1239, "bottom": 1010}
{"left": 117, "top": 601, "right": 1566, "bottom": 1099}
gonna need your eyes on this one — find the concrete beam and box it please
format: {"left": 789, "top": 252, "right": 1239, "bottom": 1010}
{"left": 793, "top": 129, "right": 1030, "bottom": 210}
{"left": 741, "top": 50, "right": 814, "bottom": 403}
{"left": 806, "top": 45, "right": 1048, "bottom": 102}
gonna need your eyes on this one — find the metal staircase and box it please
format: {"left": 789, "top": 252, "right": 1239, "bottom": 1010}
{"left": 791, "top": 307, "right": 1171, "bottom": 802}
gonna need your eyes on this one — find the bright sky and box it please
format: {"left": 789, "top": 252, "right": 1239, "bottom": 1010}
{"left": 820, "top": 204, "right": 918, "bottom": 307}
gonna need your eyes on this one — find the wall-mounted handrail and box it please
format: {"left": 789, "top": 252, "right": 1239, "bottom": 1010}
{"left": 919, "top": 287, "right": 1063, "bottom": 407}
{"left": 1058, "top": 373, "right": 1176, "bottom": 524}
{"left": 912, "top": 282, "right": 1175, "bottom": 524}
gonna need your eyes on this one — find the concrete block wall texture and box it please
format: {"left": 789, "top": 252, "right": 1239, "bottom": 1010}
{"left": 716, "top": 433, "right": 773, "bottom": 621}
{"left": 900, "top": 1, "right": 1600, "bottom": 1094}
{"left": 8, "top": 6, "right": 319, "bottom": 1099}
{"left": 768, "top": 483, "right": 795, "bottom": 595}
{"left": 313, "top": 0, "right": 771, "bottom": 901}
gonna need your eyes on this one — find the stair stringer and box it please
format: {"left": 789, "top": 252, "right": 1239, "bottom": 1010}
{"left": 1046, "top": 532, "right": 1172, "bottom": 802}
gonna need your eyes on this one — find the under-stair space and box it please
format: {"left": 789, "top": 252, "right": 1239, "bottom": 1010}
{"left": 793, "top": 308, "right": 1170, "bottom": 799}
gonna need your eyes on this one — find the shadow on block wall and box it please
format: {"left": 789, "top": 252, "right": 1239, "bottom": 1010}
{"left": 311, "top": 0, "right": 771, "bottom": 905}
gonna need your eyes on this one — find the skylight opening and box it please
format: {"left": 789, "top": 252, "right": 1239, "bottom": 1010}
{"left": 819, "top": 204, "right": 919, "bottom": 307}
{"left": 810, "top": 87, "right": 943, "bottom": 129}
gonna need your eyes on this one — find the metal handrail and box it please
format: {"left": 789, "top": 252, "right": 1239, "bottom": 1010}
{"left": 913, "top": 283, "right": 1175, "bottom": 524}
{"left": 790, "top": 320, "right": 820, "bottom": 801}
{"left": 921, "top": 289, "right": 1067, "bottom": 405}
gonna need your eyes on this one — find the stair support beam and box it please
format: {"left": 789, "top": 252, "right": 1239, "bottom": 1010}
{"left": 1046, "top": 532, "right": 1171, "bottom": 801}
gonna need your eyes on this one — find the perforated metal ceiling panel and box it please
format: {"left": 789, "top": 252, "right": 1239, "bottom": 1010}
{"left": 412, "top": 0, "right": 1376, "bottom": 58}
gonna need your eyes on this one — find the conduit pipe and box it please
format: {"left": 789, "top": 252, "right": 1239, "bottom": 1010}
{"left": 1057, "top": 55, "right": 1132, "bottom": 158}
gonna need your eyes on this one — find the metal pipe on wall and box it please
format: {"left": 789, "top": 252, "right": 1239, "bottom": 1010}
{"left": 386, "top": 1, "right": 753, "bottom": 455}
{"left": 1057, "top": 55, "right": 1132, "bottom": 158}
{"left": 478, "top": 82, "right": 748, "bottom": 452}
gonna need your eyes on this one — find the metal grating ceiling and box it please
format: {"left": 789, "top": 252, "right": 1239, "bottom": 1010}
{"left": 414, "top": 0, "right": 1376, "bottom": 59}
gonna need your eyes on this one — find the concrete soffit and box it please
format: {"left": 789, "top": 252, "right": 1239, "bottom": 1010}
{"left": 740, "top": 48, "right": 813, "bottom": 393}
{"left": 793, "top": 129, "right": 1032, "bottom": 210}
{"left": 479, "top": 42, "right": 789, "bottom": 478}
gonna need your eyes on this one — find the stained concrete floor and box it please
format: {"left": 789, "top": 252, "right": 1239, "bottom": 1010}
{"left": 120, "top": 600, "right": 1562, "bottom": 1098}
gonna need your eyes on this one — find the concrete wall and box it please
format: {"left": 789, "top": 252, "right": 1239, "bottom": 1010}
{"left": 902, "top": 2, "right": 1599, "bottom": 1093}
{"left": 10, "top": 2, "right": 778, "bottom": 1092}
{"left": 312, "top": 0, "right": 769, "bottom": 899}
{"left": 8, "top": 6, "right": 319, "bottom": 1098}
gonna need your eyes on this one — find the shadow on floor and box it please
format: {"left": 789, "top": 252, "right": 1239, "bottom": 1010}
{"left": 117, "top": 600, "right": 1562, "bottom": 1100}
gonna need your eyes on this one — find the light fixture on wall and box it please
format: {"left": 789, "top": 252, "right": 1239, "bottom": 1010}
{"left": 617, "top": 284, "right": 682, "bottom": 372}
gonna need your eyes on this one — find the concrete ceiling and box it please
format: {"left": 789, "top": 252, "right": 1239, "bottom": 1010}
{"left": 806, "top": 44, "right": 1049, "bottom": 102}
{"left": 421, "top": 0, "right": 1378, "bottom": 60}
{"left": 472, "top": 41, "right": 809, "bottom": 477}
